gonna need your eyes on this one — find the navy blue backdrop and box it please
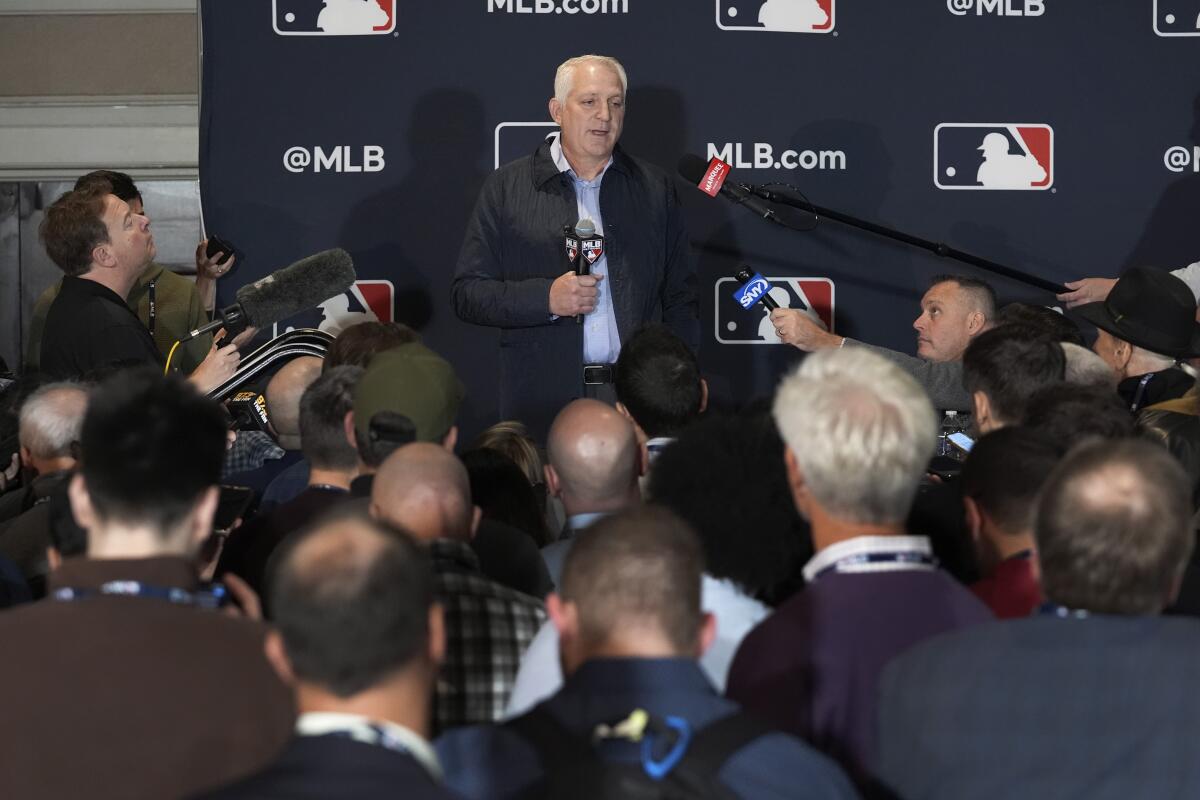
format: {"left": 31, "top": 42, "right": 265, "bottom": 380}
{"left": 199, "top": 0, "right": 1200, "bottom": 441}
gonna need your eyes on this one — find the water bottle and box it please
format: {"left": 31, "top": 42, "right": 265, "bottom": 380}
{"left": 938, "top": 410, "right": 960, "bottom": 457}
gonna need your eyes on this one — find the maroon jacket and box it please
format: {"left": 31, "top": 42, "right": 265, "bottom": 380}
{"left": 0, "top": 556, "right": 294, "bottom": 799}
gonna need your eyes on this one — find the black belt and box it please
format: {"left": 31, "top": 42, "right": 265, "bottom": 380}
{"left": 583, "top": 364, "right": 615, "bottom": 385}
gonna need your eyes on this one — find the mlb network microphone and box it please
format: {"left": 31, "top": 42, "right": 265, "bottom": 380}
{"left": 934, "top": 124, "right": 1053, "bottom": 190}
{"left": 274, "top": 0, "right": 395, "bottom": 35}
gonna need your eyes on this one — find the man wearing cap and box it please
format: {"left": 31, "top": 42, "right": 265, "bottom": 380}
{"left": 347, "top": 343, "right": 465, "bottom": 497}
{"left": 451, "top": 55, "right": 698, "bottom": 442}
{"left": 1072, "top": 266, "right": 1200, "bottom": 504}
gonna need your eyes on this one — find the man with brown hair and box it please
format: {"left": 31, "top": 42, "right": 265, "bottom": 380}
{"left": 37, "top": 187, "right": 239, "bottom": 391}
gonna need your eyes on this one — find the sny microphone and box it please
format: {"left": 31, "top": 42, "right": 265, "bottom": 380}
{"left": 732, "top": 267, "right": 779, "bottom": 312}
{"left": 678, "top": 154, "right": 782, "bottom": 225}
{"left": 568, "top": 218, "right": 605, "bottom": 323}
{"left": 182, "top": 248, "right": 357, "bottom": 341}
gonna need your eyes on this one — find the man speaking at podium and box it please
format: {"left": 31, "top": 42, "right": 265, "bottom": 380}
{"left": 452, "top": 54, "right": 698, "bottom": 442}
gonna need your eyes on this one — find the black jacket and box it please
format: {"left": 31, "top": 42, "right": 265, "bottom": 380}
{"left": 452, "top": 139, "right": 698, "bottom": 440}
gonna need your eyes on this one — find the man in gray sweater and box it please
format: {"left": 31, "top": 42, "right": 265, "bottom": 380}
{"left": 770, "top": 274, "right": 995, "bottom": 411}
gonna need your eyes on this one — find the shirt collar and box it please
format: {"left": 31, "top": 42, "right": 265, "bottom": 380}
{"left": 802, "top": 535, "right": 934, "bottom": 583}
{"left": 296, "top": 711, "right": 441, "bottom": 780}
{"left": 49, "top": 556, "right": 200, "bottom": 594}
{"left": 565, "top": 511, "right": 610, "bottom": 536}
{"left": 564, "top": 657, "right": 712, "bottom": 696}
{"left": 549, "top": 132, "right": 613, "bottom": 184}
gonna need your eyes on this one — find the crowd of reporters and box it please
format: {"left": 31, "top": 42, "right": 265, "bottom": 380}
{"left": 4, "top": 172, "right": 1200, "bottom": 797}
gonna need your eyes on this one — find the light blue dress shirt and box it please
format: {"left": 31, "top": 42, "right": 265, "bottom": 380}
{"left": 550, "top": 134, "right": 622, "bottom": 365}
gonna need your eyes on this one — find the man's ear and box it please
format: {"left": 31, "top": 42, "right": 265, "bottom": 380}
{"left": 637, "top": 441, "right": 649, "bottom": 478}
{"left": 428, "top": 602, "right": 446, "bottom": 667}
{"left": 18, "top": 445, "right": 32, "bottom": 471}
{"left": 696, "top": 612, "right": 717, "bottom": 659}
{"left": 68, "top": 472, "right": 97, "bottom": 533}
{"left": 783, "top": 447, "right": 810, "bottom": 518}
{"left": 966, "top": 310, "right": 986, "bottom": 336}
{"left": 189, "top": 486, "right": 220, "bottom": 548}
{"left": 973, "top": 391, "right": 994, "bottom": 434}
{"left": 263, "top": 631, "right": 296, "bottom": 687}
{"left": 343, "top": 410, "right": 358, "bottom": 452}
{"left": 963, "top": 495, "right": 983, "bottom": 544}
{"left": 91, "top": 241, "right": 116, "bottom": 269}
{"left": 442, "top": 425, "right": 458, "bottom": 454}
{"left": 1113, "top": 340, "right": 1134, "bottom": 372}
{"left": 698, "top": 378, "right": 709, "bottom": 415}
{"left": 615, "top": 401, "right": 633, "bottom": 422}
{"left": 546, "top": 592, "right": 578, "bottom": 640}
{"left": 544, "top": 463, "right": 562, "bottom": 498}
{"left": 548, "top": 97, "right": 563, "bottom": 126}
{"left": 468, "top": 505, "right": 482, "bottom": 542}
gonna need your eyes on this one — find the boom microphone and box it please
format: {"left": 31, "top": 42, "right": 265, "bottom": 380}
{"left": 182, "top": 248, "right": 357, "bottom": 341}
{"left": 677, "top": 154, "right": 783, "bottom": 225}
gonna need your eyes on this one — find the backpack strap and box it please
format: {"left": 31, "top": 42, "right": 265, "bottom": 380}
{"left": 505, "top": 706, "right": 597, "bottom": 766}
{"left": 676, "top": 710, "right": 779, "bottom": 779}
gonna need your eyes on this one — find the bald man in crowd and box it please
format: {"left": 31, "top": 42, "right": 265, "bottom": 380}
{"left": 540, "top": 399, "right": 645, "bottom": 586}
{"left": 224, "top": 356, "right": 323, "bottom": 495}
{"left": 201, "top": 510, "right": 455, "bottom": 800}
{"left": 266, "top": 356, "right": 322, "bottom": 452}
{"left": 370, "top": 444, "right": 544, "bottom": 732}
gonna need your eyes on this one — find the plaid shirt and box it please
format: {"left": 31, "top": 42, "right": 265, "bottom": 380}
{"left": 222, "top": 431, "right": 285, "bottom": 479}
{"left": 430, "top": 538, "right": 545, "bottom": 734}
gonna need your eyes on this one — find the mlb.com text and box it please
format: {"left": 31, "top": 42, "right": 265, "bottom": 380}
{"left": 488, "top": 0, "right": 628, "bottom": 13}
{"left": 707, "top": 143, "right": 847, "bottom": 171}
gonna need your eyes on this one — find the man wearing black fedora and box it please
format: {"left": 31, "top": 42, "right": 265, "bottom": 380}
{"left": 1074, "top": 266, "right": 1200, "bottom": 415}
{"left": 1074, "top": 267, "right": 1200, "bottom": 515}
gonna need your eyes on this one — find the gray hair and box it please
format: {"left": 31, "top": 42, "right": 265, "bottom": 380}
{"left": 554, "top": 54, "right": 628, "bottom": 102}
{"left": 19, "top": 382, "right": 88, "bottom": 461}
{"left": 1131, "top": 344, "right": 1176, "bottom": 371}
{"left": 1061, "top": 343, "right": 1118, "bottom": 389}
{"left": 773, "top": 348, "right": 937, "bottom": 524}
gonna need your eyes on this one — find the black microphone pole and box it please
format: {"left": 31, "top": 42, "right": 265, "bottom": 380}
{"left": 750, "top": 186, "right": 1068, "bottom": 295}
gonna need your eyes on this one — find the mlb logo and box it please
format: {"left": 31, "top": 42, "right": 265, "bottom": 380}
{"left": 1154, "top": 0, "right": 1200, "bottom": 35}
{"left": 273, "top": 0, "right": 396, "bottom": 36}
{"left": 494, "top": 123, "right": 559, "bottom": 169}
{"left": 715, "top": 276, "right": 834, "bottom": 345}
{"left": 716, "top": 0, "right": 835, "bottom": 33}
{"left": 934, "top": 123, "right": 1054, "bottom": 191}
{"left": 275, "top": 280, "right": 394, "bottom": 337}
{"left": 582, "top": 238, "right": 604, "bottom": 265}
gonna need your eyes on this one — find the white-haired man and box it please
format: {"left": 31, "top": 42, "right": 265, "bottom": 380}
{"left": 725, "top": 347, "right": 991, "bottom": 788}
{"left": 0, "top": 383, "right": 89, "bottom": 583}
{"left": 452, "top": 54, "right": 698, "bottom": 442}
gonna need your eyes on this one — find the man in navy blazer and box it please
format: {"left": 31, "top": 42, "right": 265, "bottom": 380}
{"left": 200, "top": 509, "right": 456, "bottom": 800}
{"left": 452, "top": 54, "right": 698, "bottom": 442}
{"left": 878, "top": 438, "right": 1200, "bottom": 800}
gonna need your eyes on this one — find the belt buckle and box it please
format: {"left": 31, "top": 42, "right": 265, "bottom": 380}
{"left": 583, "top": 364, "right": 612, "bottom": 385}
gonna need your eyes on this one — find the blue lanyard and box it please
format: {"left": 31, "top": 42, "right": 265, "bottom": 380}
{"left": 53, "top": 581, "right": 227, "bottom": 610}
{"left": 1129, "top": 372, "right": 1155, "bottom": 413}
{"left": 1037, "top": 602, "right": 1090, "bottom": 619}
{"left": 813, "top": 550, "right": 937, "bottom": 580}
{"left": 322, "top": 724, "right": 414, "bottom": 757}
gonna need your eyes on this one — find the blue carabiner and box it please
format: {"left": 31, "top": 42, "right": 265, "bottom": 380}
{"left": 641, "top": 716, "right": 692, "bottom": 780}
